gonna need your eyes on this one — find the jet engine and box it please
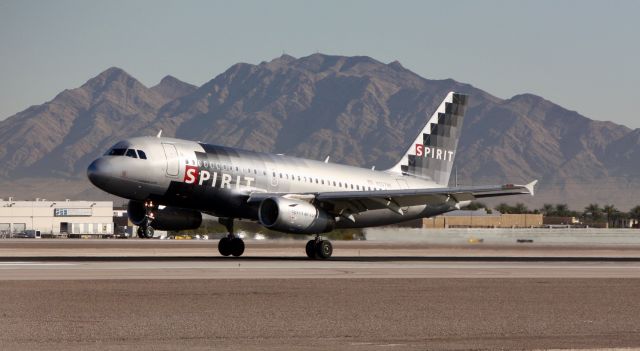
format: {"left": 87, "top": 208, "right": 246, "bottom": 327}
{"left": 258, "top": 197, "right": 335, "bottom": 234}
{"left": 127, "top": 201, "right": 202, "bottom": 231}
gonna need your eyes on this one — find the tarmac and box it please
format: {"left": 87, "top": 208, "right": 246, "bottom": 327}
{"left": 1, "top": 239, "right": 640, "bottom": 350}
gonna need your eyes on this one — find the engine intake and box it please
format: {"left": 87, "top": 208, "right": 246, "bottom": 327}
{"left": 127, "top": 201, "right": 202, "bottom": 231}
{"left": 258, "top": 197, "right": 334, "bottom": 234}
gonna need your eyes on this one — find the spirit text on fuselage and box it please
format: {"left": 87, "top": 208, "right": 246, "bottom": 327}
{"left": 184, "top": 166, "right": 255, "bottom": 189}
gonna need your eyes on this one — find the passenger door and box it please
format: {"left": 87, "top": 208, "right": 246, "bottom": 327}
{"left": 161, "top": 143, "right": 180, "bottom": 177}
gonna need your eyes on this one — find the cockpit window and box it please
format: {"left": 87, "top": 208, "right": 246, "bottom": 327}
{"left": 107, "top": 148, "right": 127, "bottom": 156}
{"left": 125, "top": 149, "right": 138, "bottom": 158}
{"left": 137, "top": 150, "right": 147, "bottom": 159}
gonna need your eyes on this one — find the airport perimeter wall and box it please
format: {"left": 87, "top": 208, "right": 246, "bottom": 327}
{"left": 364, "top": 227, "right": 640, "bottom": 245}
{"left": 422, "top": 213, "right": 543, "bottom": 228}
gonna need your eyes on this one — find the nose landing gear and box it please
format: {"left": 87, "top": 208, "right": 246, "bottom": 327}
{"left": 136, "top": 200, "right": 156, "bottom": 239}
{"left": 305, "top": 235, "right": 333, "bottom": 259}
{"left": 136, "top": 225, "right": 154, "bottom": 239}
{"left": 217, "top": 218, "right": 244, "bottom": 257}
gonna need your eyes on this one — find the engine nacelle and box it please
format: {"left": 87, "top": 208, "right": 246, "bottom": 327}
{"left": 258, "top": 197, "right": 335, "bottom": 234}
{"left": 127, "top": 201, "right": 202, "bottom": 231}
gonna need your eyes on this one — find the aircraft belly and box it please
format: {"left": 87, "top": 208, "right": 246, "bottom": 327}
{"left": 158, "top": 180, "right": 259, "bottom": 220}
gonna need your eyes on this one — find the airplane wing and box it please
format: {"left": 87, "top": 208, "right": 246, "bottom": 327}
{"left": 247, "top": 180, "right": 537, "bottom": 216}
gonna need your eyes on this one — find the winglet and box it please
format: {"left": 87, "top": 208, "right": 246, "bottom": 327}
{"left": 525, "top": 180, "right": 538, "bottom": 196}
{"left": 156, "top": 130, "right": 163, "bottom": 138}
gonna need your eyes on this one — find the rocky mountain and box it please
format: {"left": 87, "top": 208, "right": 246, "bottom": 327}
{"left": 0, "top": 54, "right": 638, "bottom": 209}
{"left": 150, "top": 75, "right": 197, "bottom": 102}
{"left": 0, "top": 67, "right": 195, "bottom": 179}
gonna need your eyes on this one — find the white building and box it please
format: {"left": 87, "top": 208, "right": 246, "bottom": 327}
{"left": 0, "top": 198, "right": 113, "bottom": 237}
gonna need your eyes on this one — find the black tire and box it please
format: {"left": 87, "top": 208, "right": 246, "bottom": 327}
{"left": 136, "top": 227, "right": 145, "bottom": 239}
{"left": 305, "top": 240, "right": 317, "bottom": 259}
{"left": 144, "top": 226, "right": 154, "bottom": 239}
{"left": 316, "top": 240, "right": 332, "bottom": 259}
{"left": 218, "top": 237, "right": 231, "bottom": 256}
{"left": 230, "top": 237, "right": 245, "bottom": 257}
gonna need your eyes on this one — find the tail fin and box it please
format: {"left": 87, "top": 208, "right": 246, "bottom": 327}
{"left": 386, "top": 92, "right": 468, "bottom": 186}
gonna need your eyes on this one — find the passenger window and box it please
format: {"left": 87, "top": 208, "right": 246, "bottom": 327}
{"left": 137, "top": 150, "right": 147, "bottom": 159}
{"left": 125, "top": 149, "right": 138, "bottom": 158}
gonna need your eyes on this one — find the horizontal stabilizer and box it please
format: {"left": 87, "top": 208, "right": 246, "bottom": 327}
{"left": 524, "top": 180, "right": 538, "bottom": 196}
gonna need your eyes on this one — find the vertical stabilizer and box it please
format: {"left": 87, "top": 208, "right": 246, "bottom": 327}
{"left": 386, "top": 92, "right": 468, "bottom": 186}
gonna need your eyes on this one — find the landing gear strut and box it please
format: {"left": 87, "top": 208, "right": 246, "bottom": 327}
{"left": 137, "top": 200, "right": 156, "bottom": 239}
{"left": 217, "top": 218, "right": 244, "bottom": 257}
{"left": 306, "top": 235, "right": 332, "bottom": 259}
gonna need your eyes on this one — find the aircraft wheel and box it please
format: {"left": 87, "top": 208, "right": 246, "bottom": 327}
{"left": 305, "top": 240, "right": 317, "bottom": 259}
{"left": 218, "top": 237, "right": 231, "bottom": 256}
{"left": 136, "top": 227, "right": 145, "bottom": 239}
{"left": 230, "top": 237, "right": 245, "bottom": 257}
{"left": 143, "top": 226, "right": 154, "bottom": 239}
{"left": 316, "top": 240, "right": 332, "bottom": 259}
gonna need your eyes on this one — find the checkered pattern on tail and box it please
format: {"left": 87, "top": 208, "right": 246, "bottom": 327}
{"left": 387, "top": 92, "right": 468, "bottom": 186}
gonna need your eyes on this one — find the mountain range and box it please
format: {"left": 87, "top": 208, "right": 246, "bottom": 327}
{"left": 1, "top": 53, "right": 638, "bottom": 209}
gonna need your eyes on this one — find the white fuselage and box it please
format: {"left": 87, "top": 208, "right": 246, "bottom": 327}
{"left": 87, "top": 136, "right": 454, "bottom": 229}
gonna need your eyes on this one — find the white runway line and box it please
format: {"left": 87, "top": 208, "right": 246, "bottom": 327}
{"left": 0, "top": 262, "right": 76, "bottom": 266}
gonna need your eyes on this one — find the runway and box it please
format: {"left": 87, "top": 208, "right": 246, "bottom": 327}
{"left": 3, "top": 259, "right": 640, "bottom": 280}
{"left": 1, "top": 240, "right": 640, "bottom": 350}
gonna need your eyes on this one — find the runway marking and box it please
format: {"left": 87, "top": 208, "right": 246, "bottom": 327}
{"left": 0, "top": 262, "right": 76, "bottom": 266}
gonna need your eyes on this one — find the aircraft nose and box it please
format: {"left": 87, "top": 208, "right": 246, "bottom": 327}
{"left": 87, "top": 158, "right": 115, "bottom": 188}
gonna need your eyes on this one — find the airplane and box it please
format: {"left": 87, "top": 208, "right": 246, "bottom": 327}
{"left": 87, "top": 92, "right": 536, "bottom": 259}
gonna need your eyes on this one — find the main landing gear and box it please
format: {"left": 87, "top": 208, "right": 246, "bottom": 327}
{"left": 137, "top": 200, "right": 156, "bottom": 239}
{"left": 305, "top": 235, "right": 333, "bottom": 259}
{"left": 217, "top": 218, "right": 245, "bottom": 257}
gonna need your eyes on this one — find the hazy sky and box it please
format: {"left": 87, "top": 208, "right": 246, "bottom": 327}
{"left": 1, "top": 0, "right": 638, "bottom": 127}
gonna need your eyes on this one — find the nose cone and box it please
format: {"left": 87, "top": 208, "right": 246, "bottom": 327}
{"left": 87, "top": 158, "right": 116, "bottom": 189}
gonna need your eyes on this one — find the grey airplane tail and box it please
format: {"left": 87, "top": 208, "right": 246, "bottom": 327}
{"left": 386, "top": 92, "right": 468, "bottom": 186}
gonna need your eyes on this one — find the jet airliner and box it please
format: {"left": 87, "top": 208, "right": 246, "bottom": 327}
{"left": 87, "top": 92, "right": 536, "bottom": 259}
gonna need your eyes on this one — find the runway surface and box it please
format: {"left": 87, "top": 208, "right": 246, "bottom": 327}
{"left": 1, "top": 239, "right": 640, "bottom": 350}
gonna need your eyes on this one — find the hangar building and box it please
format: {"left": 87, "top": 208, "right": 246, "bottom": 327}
{"left": 0, "top": 198, "right": 113, "bottom": 237}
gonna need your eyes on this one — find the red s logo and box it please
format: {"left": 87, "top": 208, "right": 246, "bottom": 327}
{"left": 184, "top": 165, "right": 199, "bottom": 184}
{"left": 415, "top": 144, "right": 424, "bottom": 157}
